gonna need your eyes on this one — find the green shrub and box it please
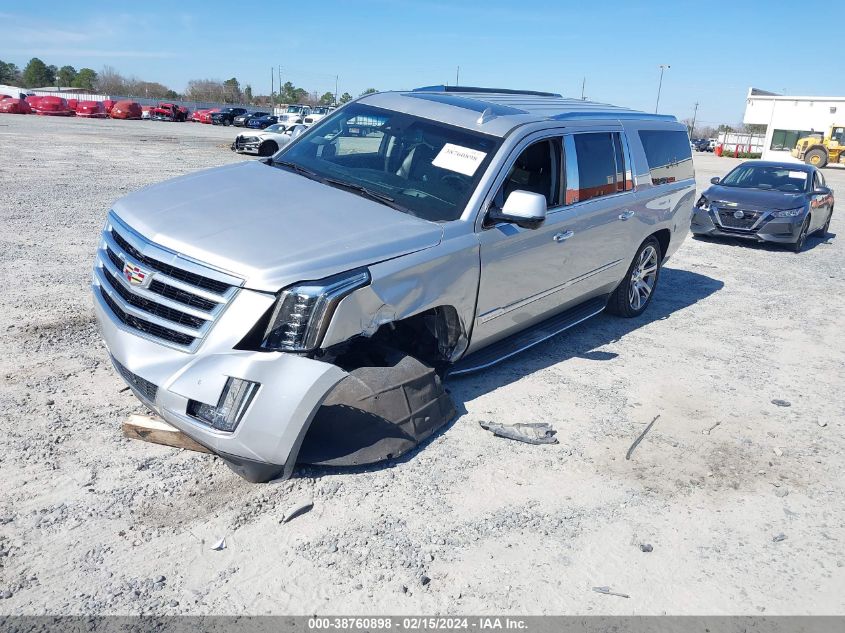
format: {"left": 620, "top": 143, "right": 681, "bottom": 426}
{"left": 720, "top": 150, "right": 761, "bottom": 159}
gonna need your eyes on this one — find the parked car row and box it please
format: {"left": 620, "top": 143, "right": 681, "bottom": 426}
{"left": 0, "top": 95, "right": 145, "bottom": 119}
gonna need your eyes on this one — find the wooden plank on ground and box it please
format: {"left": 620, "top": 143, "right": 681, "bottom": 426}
{"left": 122, "top": 414, "right": 212, "bottom": 454}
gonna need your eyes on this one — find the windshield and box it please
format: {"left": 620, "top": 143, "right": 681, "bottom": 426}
{"left": 275, "top": 103, "right": 500, "bottom": 221}
{"left": 265, "top": 124, "right": 284, "bottom": 132}
{"left": 720, "top": 164, "right": 810, "bottom": 193}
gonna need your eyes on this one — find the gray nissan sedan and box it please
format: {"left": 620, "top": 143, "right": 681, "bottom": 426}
{"left": 691, "top": 161, "right": 834, "bottom": 252}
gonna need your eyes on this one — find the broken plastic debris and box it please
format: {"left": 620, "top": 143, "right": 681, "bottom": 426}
{"left": 771, "top": 399, "right": 791, "bottom": 408}
{"left": 592, "top": 586, "right": 630, "bottom": 598}
{"left": 210, "top": 538, "right": 226, "bottom": 551}
{"left": 281, "top": 499, "right": 314, "bottom": 523}
{"left": 478, "top": 421, "right": 558, "bottom": 445}
{"left": 772, "top": 533, "right": 787, "bottom": 542}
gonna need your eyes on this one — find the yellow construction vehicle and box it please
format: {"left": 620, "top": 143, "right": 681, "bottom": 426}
{"left": 791, "top": 125, "right": 845, "bottom": 167}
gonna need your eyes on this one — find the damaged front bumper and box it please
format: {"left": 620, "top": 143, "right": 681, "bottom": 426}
{"left": 93, "top": 285, "right": 347, "bottom": 481}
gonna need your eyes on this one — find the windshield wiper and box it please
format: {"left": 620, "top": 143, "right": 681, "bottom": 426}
{"left": 272, "top": 159, "right": 319, "bottom": 180}
{"left": 321, "top": 177, "right": 407, "bottom": 211}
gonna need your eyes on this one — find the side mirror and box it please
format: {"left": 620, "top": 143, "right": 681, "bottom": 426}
{"left": 488, "top": 190, "right": 547, "bottom": 229}
{"left": 710, "top": 176, "right": 721, "bottom": 184}
{"left": 812, "top": 187, "right": 831, "bottom": 196}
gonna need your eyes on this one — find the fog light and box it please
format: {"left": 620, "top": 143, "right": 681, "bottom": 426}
{"left": 187, "top": 377, "right": 260, "bottom": 432}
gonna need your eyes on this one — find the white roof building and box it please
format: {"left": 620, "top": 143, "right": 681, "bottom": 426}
{"left": 744, "top": 87, "right": 845, "bottom": 162}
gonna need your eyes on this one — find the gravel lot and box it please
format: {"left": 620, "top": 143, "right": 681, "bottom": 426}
{"left": 1, "top": 115, "right": 843, "bottom": 616}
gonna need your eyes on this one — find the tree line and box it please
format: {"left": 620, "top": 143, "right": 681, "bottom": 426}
{"left": 1, "top": 57, "right": 377, "bottom": 107}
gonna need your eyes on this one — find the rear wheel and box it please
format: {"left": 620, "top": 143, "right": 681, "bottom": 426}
{"left": 223, "top": 119, "right": 231, "bottom": 126}
{"left": 792, "top": 216, "right": 810, "bottom": 253}
{"left": 606, "top": 237, "right": 662, "bottom": 317}
{"left": 804, "top": 148, "right": 828, "bottom": 168}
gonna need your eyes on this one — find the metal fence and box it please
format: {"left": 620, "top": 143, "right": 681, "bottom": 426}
{"left": 717, "top": 132, "right": 765, "bottom": 153}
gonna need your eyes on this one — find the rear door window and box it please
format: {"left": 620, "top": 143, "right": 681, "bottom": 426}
{"left": 638, "top": 130, "right": 694, "bottom": 185}
{"left": 564, "top": 132, "right": 630, "bottom": 204}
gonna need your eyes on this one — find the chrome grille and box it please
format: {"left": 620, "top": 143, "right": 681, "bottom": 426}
{"left": 93, "top": 212, "right": 242, "bottom": 351}
{"left": 716, "top": 208, "right": 762, "bottom": 230}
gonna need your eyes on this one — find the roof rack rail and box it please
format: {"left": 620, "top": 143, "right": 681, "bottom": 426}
{"left": 412, "top": 85, "right": 562, "bottom": 98}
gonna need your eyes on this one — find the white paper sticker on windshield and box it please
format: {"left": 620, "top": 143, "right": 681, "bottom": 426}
{"left": 432, "top": 144, "right": 487, "bottom": 176}
{"left": 788, "top": 171, "right": 807, "bottom": 180}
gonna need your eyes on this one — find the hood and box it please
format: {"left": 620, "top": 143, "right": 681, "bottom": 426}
{"left": 703, "top": 185, "right": 807, "bottom": 210}
{"left": 111, "top": 161, "right": 443, "bottom": 292}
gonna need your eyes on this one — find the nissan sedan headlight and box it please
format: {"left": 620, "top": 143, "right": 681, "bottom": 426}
{"left": 772, "top": 208, "right": 803, "bottom": 217}
{"left": 695, "top": 196, "right": 709, "bottom": 210}
{"left": 262, "top": 269, "right": 371, "bottom": 352}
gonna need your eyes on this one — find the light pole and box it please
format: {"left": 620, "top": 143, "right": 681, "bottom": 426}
{"left": 655, "top": 64, "right": 670, "bottom": 113}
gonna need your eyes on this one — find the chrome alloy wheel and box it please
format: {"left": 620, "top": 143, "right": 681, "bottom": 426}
{"left": 628, "top": 245, "right": 658, "bottom": 310}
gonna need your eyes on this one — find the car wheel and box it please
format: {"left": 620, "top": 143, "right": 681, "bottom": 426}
{"left": 259, "top": 140, "right": 279, "bottom": 157}
{"left": 223, "top": 119, "right": 231, "bottom": 126}
{"left": 792, "top": 216, "right": 810, "bottom": 253}
{"left": 606, "top": 236, "right": 662, "bottom": 318}
{"left": 804, "top": 149, "right": 828, "bottom": 168}
{"left": 819, "top": 208, "right": 832, "bottom": 236}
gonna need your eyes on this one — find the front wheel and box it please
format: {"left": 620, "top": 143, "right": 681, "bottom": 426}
{"left": 804, "top": 148, "right": 828, "bottom": 168}
{"left": 223, "top": 119, "right": 231, "bottom": 126}
{"left": 606, "top": 237, "right": 662, "bottom": 317}
{"left": 258, "top": 140, "right": 278, "bottom": 157}
{"left": 818, "top": 208, "right": 832, "bottom": 236}
{"left": 792, "top": 217, "right": 810, "bottom": 253}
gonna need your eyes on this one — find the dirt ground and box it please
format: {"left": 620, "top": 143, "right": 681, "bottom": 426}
{"left": 0, "top": 115, "right": 843, "bottom": 616}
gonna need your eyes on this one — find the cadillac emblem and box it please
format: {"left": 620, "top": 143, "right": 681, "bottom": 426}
{"left": 733, "top": 210, "right": 744, "bottom": 219}
{"left": 123, "top": 261, "right": 150, "bottom": 286}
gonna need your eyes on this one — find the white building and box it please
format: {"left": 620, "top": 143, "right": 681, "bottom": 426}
{"left": 744, "top": 87, "right": 845, "bottom": 162}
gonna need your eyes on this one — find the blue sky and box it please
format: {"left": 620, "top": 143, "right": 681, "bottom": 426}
{"left": 3, "top": 0, "right": 843, "bottom": 125}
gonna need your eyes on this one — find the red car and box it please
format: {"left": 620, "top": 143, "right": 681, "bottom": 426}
{"left": 198, "top": 108, "right": 219, "bottom": 124}
{"left": 110, "top": 100, "right": 142, "bottom": 119}
{"left": 102, "top": 99, "right": 116, "bottom": 114}
{"left": 34, "top": 96, "right": 74, "bottom": 116}
{"left": 67, "top": 98, "right": 78, "bottom": 112}
{"left": 25, "top": 95, "right": 42, "bottom": 111}
{"left": 75, "top": 100, "right": 107, "bottom": 118}
{"left": 0, "top": 98, "right": 32, "bottom": 114}
{"left": 150, "top": 102, "right": 188, "bottom": 122}
{"left": 190, "top": 108, "right": 208, "bottom": 122}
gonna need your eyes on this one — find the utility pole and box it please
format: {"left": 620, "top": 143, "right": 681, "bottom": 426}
{"left": 278, "top": 66, "right": 283, "bottom": 104}
{"left": 655, "top": 64, "right": 670, "bottom": 113}
{"left": 690, "top": 101, "right": 699, "bottom": 136}
{"left": 581, "top": 77, "right": 586, "bottom": 100}
{"left": 270, "top": 67, "right": 274, "bottom": 108}
{"left": 456, "top": 66, "right": 460, "bottom": 86}
{"left": 334, "top": 75, "right": 338, "bottom": 106}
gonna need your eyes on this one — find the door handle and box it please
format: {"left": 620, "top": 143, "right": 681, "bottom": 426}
{"left": 553, "top": 230, "right": 574, "bottom": 243}
{"left": 618, "top": 210, "right": 635, "bottom": 221}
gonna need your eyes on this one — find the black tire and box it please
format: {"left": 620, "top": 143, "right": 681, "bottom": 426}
{"left": 792, "top": 216, "right": 810, "bottom": 253}
{"left": 223, "top": 118, "right": 231, "bottom": 126}
{"left": 606, "top": 236, "right": 662, "bottom": 317}
{"left": 258, "top": 140, "right": 278, "bottom": 157}
{"left": 804, "top": 148, "right": 828, "bottom": 168}
{"left": 818, "top": 208, "right": 832, "bottom": 236}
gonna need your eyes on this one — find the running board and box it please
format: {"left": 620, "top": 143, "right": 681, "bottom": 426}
{"left": 447, "top": 295, "right": 608, "bottom": 377}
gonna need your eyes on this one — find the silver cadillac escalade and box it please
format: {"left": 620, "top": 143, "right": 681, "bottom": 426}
{"left": 92, "top": 86, "right": 696, "bottom": 482}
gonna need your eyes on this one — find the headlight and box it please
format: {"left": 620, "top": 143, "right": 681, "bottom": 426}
{"left": 772, "top": 208, "right": 803, "bottom": 217}
{"left": 262, "top": 269, "right": 371, "bottom": 352}
{"left": 695, "top": 196, "right": 709, "bottom": 210}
